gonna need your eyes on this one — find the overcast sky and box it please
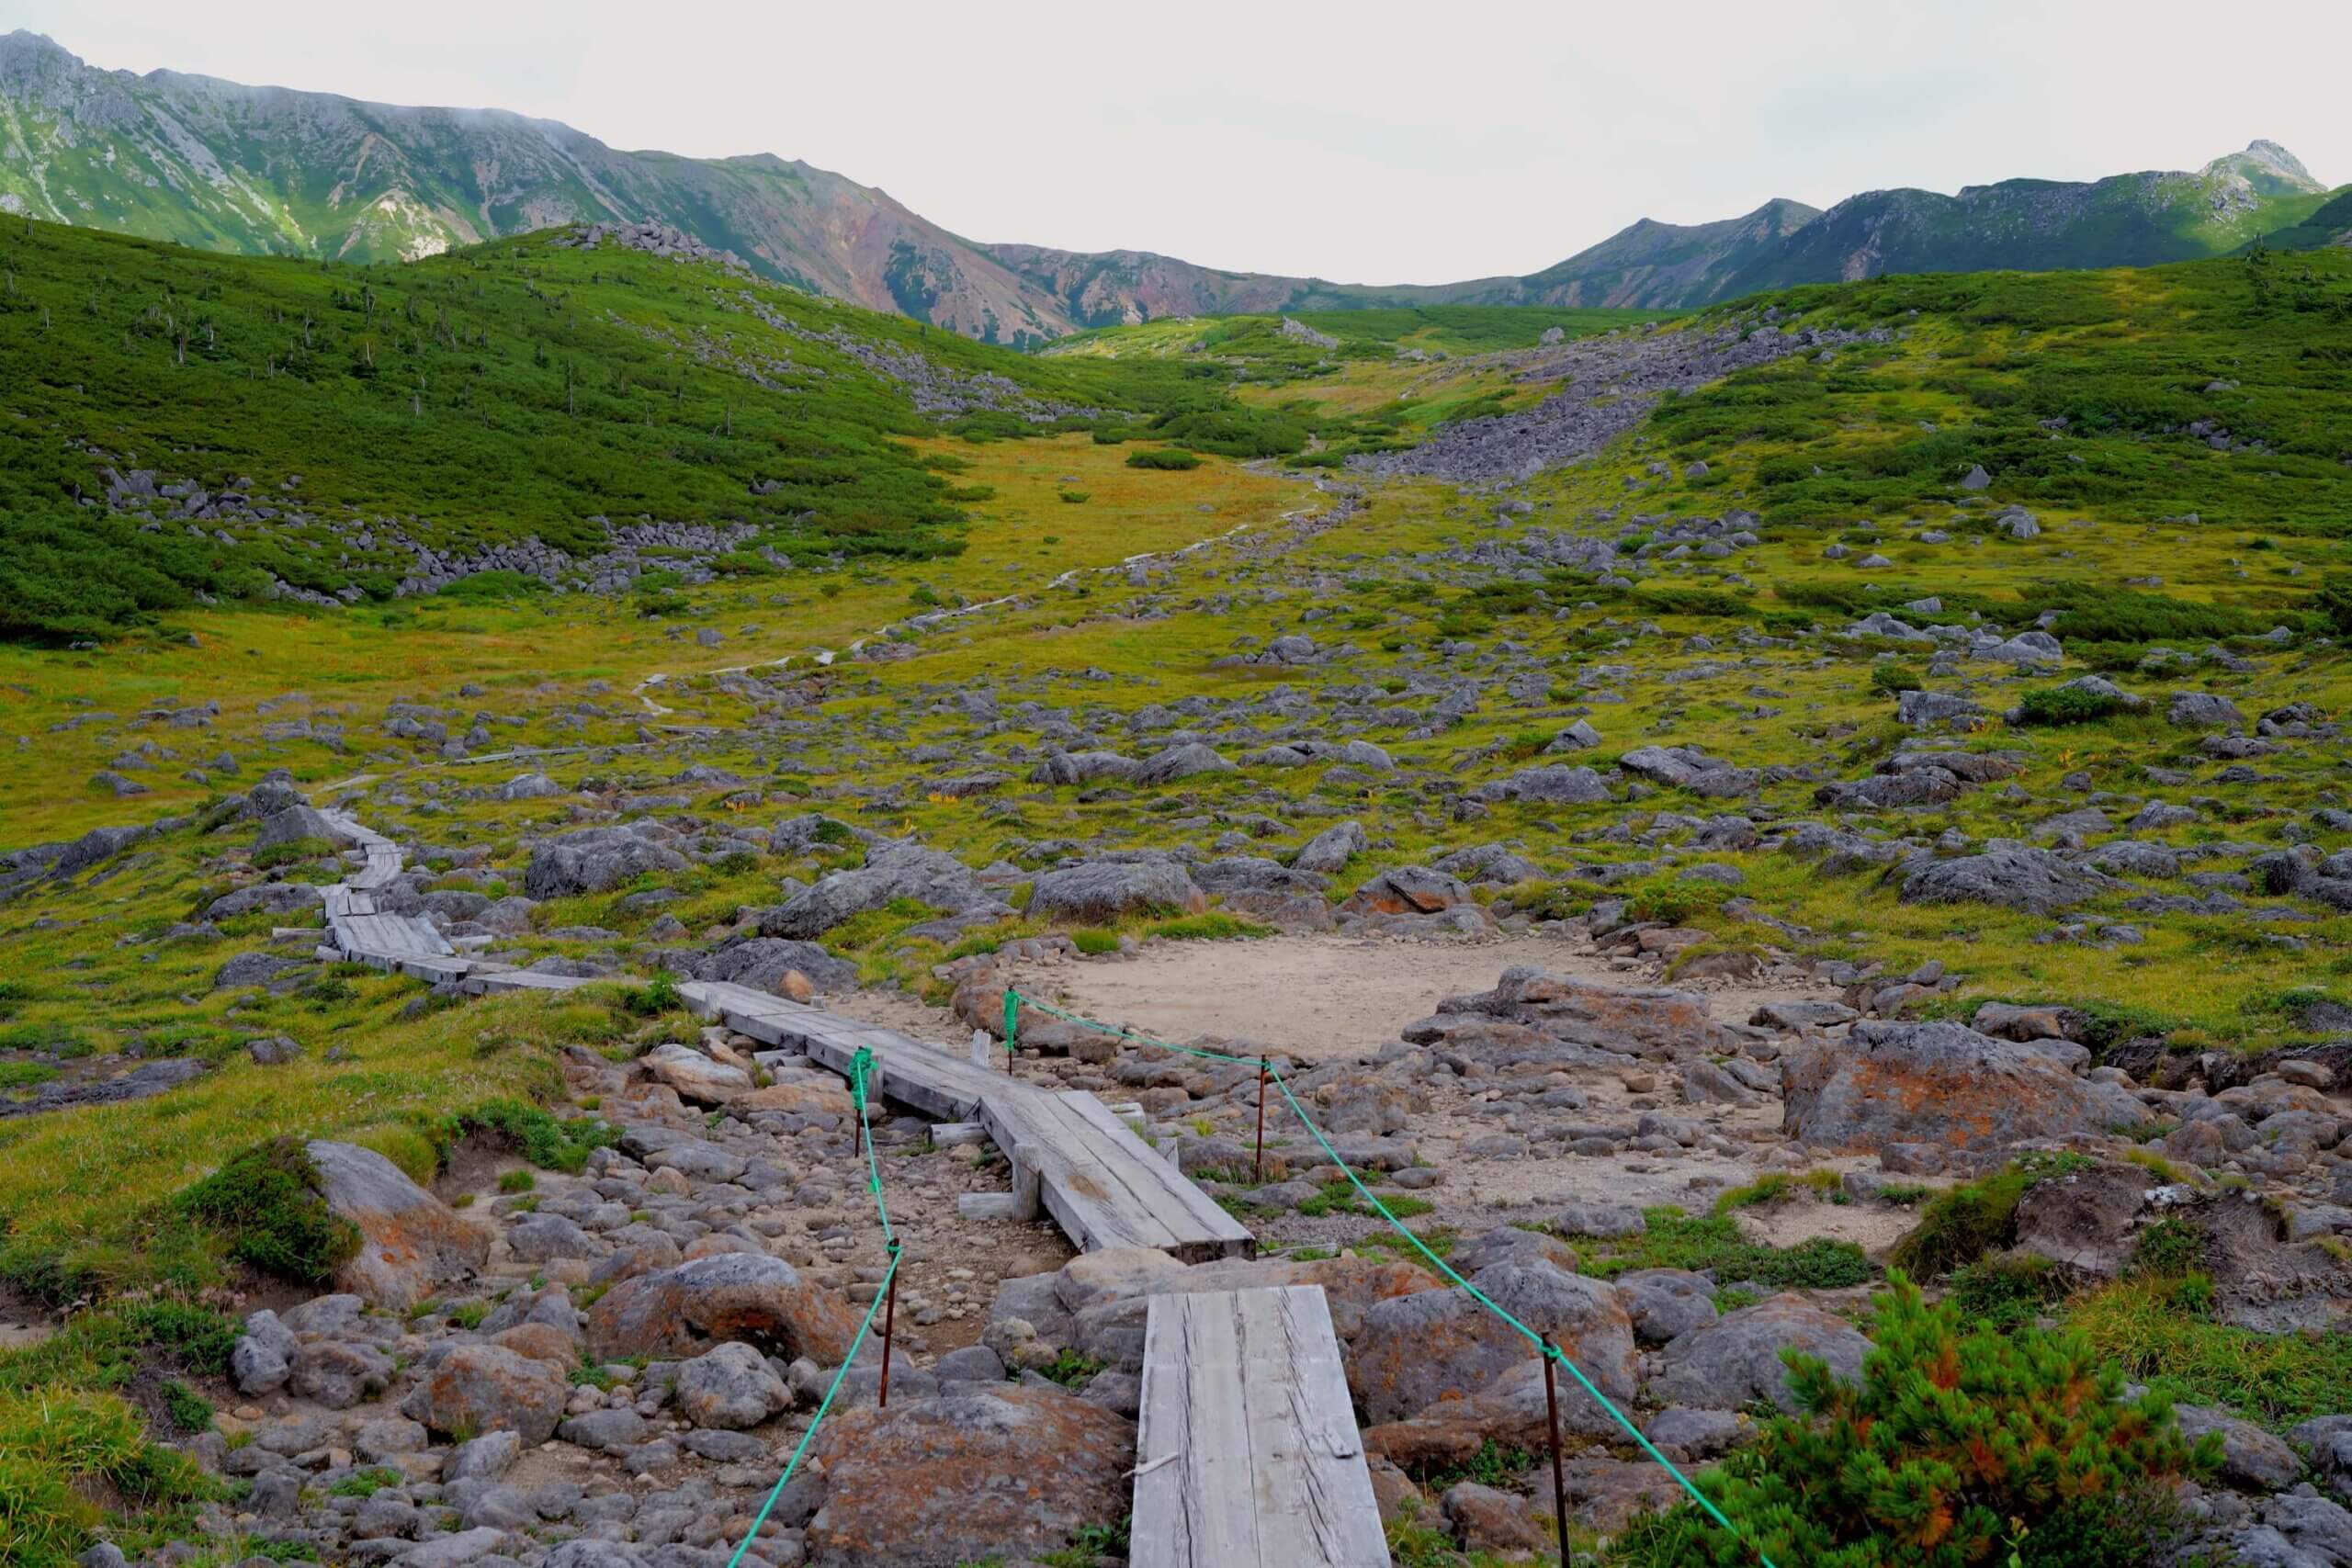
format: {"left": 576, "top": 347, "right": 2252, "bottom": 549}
{"left": 16, "top": 0, "right": 2350, "bottom": 283}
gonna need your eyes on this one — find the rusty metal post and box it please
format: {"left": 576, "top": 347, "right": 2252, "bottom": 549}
{"left": 1540, "top": 1336, "right": 1569, "bottom": 1568}
{"left": 1253, "top": 1057, "right": 1270, "bottom": 1183}
{"left": 878, "top": 1243, "right": 902, "bottom": 1408}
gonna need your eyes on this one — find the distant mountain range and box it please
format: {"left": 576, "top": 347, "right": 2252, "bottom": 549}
{"left": 3, "top": 30, "right": 2344, "bottom": 342}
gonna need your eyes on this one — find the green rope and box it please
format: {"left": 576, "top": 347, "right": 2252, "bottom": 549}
{"left": 858, "top": 1068, "right": 894, "bottom": 1247}
{"left": 1011, "top": 988, "right": 1262, "bottom": 1068}
{"left": 722, "top": 1247, "right": 900, "bottom": 1568}
{"left": 1007, "top": 987, "right": 1776, "bottom": 1566}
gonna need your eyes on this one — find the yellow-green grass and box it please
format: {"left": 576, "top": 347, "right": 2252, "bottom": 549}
{"left": 0, "top": 990, "right": 601, "bottom": 1262}
{"left": 0, "top": 435, "right": 1311, "bottom": 841}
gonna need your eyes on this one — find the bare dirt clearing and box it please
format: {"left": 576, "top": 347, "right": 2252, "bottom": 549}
{"left": 989, "top": 931, "right": 1826, "bottom": 1061}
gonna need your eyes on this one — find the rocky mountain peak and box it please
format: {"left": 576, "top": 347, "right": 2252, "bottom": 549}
{"left": 2206, "top": 139, "right": 2324, "bottom": 195}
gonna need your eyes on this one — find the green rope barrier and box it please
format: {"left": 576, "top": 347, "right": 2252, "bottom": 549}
{"left": 721, "top": 1247, "right": 901, "bottom": 1568}
{"left": 1003, "top": 987, "right": 1778, "bottom": 1567}
{"left": 857, "top": 1067, "right": 895, "bottom": 1247}
{"left": 725, "top": 1035, "right": 904, "bottom": 1568}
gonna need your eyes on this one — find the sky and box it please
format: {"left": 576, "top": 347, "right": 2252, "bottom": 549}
{"left": 14, "top": 0, "right": 2351, "bottom": 283}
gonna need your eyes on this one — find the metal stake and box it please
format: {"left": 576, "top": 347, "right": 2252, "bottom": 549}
{"left": 1541, "top": 1336, "right": 1569, "bottom": 1568}
{"left": 1253, "top": 1057, "right": 1270, "bottom": 1183}
{"left": 878, "top": 1244, "right": 901, "bottom": 1408}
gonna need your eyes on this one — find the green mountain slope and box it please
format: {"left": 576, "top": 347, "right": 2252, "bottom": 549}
{"left": 0, "top": 217, "right": 1337, "bottom": 640}
{"left": 1, "top": 29, "right": 2338, "bottom": 331}
{"left": 2253, "top": 186, "right": 2352, "bottom": 253}
{"left": 1713, "top": 158, "right": 2333, "bottom": 299}
{"left": 0, "top": 30, "right": 1071, "bottom": 344}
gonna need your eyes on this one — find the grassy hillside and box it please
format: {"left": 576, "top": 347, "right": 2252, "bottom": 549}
{"left": 2253, "top": 186, "right": 2352, "bottom": 252}
{"left": 0, "top": 219, "right": 1362, "bottom": 642}
{"left": 1650, "top": 253, "right": 2352, "bottom": 531}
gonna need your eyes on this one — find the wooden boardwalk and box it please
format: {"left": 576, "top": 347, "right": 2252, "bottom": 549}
{"left": 314, "top": 809, "right": 1388, "bottom": 1555}
{"left": 309, "top": 833, "right": 1250, "bottom": 1262}
{"left": 1134, "top": 1286, "right": 1391, "bottom": 1568}
{"left": 684, "top": 979, "right": 1253, "bottom": 1261}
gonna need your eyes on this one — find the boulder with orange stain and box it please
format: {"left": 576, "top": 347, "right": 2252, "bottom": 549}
{"left": 1781, "top": 1019, "right": 2149, "bottom": 1154}
{"left": 306, "top": 1140, "right": 489, "bottom": 1309}
{"left": 586, "top": 1250, "right": 860, "bottom": 1362}
{"left": 803, "top": 1383, "right": 1135, "bottom": 1567}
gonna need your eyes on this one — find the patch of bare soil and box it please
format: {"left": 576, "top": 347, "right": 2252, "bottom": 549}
{"left": 0, "top": 1277, "right": 55, "bottom": 1350}
{"left": 998, "top": 931, "right": 1824, "bottom": 1062}
{"left": 831, "top": 932, "right": 1920, "bottom": 1267}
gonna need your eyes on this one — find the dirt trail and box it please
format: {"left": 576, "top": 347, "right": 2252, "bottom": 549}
{"left": 993, "top": 931, "right": 1826, "bottom": 1062}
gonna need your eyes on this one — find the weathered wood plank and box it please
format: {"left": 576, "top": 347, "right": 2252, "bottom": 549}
{"left": 980, "top": 1089, "right": 1254, "bottom": 1261}
{"left": 1134, "top": 1286, "right": 1389, "bottom": 1568}
{"left": 1237, "top": 1287, "right": 1391, "bottom": 1565}
{"left": 1136, "top": 1289, "right": 1261, "bottom": 1568}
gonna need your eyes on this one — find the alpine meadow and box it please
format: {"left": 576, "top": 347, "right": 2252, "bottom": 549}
{"left": 4, "top": 14, "right": 2352, "bottom": 1568}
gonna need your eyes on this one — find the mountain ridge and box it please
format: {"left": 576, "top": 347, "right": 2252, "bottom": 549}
{"left": 2, "top": 29, "right": 2340, "bottom": 338}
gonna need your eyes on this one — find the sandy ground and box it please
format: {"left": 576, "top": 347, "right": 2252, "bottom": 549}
{"left": 833, "top": 931, "right": 1920, "bottom": 1258}
{"left": 993, "top": 931, "right": 1826, "bottom": 1062}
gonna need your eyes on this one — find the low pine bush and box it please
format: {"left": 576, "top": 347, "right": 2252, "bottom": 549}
{"left": 1611, "top": 1273, "right": 2216, "bottom": 1567}
{"left": 2016, "top": 683, "right": 2132, "bottom": 726}
{"left": 1125, "top": 447, "right": 1202, "bottom": 470}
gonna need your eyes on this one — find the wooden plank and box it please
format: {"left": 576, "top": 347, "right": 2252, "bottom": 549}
{"left": 1136, "top": 1290, "right": 1261, "bottom": 1568}
{"left": 1238, "top": 1288, "right": 1390, "bottom": 1566}
{"left": 979, "top": 1089, "right": 1254, "bottom": 1261}
{"left": 1134, "top": 1287, "right": 1388, "bottom": 1568}
{"left": 1062, "top": 1090, "right": 1253, "bottom": 1256}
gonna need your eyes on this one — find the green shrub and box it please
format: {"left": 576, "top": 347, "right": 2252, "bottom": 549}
{"left": 1950, "top": 1253, "right": 2065, "bottom": 1332}
{"left": 327, "top": 1465, "right": 403, "bottom": 1498}
{"left": 1610, "top": 1274, "right": 2214, "bottom": 1567}
{"left": 447, "top": 1100, "right": 616, "bottom": 1174}
{"left": 1057, "top": 491, "right": 1091, "bottom": 504}
{"left": 0, "top": 1388, "right": 216, "bottom": 1564}
{"left": 2016, "top": 683, "right": 2133, "bottom": 726}
{"left": 1069, "top": 929, "right": 1120, "bottom": 956}
{"left": 1584, "top": 1209, "right": 1873, "bottom": 1290}
{"left": 2315, "top": 573, "right": 2352, "bottom": 637}
{"left": 1871, "top": 662, "right": 1924, "bottom": 695}
{"left": 2128, "top": 1216, "right": 2200, "bottom": 1278}
{"left": 621, "top": 971, "right": 682, "bottom": 1017}
{"left": 1125, "top": 448, "right": 1203, "bottom": 470}
{"left": 1145, "top": 913, "right": 1273, "bottom": 942}
{"left": 174, "top": 1139, "right": 360, "bottom": 1284}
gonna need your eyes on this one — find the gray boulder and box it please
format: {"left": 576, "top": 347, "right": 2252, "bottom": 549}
{"left": 494, "top": 772, "right": 563, "bottom": 801}
{"left": 1293, "top": 819, "right": 1369, "bottom": 874}
{"left": 1026, "top": 856, "right": 1206, "bottom": 925}
{"left": 1478, "top": 763, "right": 1611, "bottom": 805}
{"left": 673, "top": 1342, "right": 793, "bottom": 1429}
{"left": 1781, "top": 1020, "right": 2150, "bottom": 1153}
{"left": 1646, "top": 1294, "right": 1869, "bottom": 1413}
{"left": 254, "top": 805, "right": 352, "bottom": 852}
{"left": 2169, "top": 692, "right": 2245, "bottom": 728}
{"left": 689, "top": 937, "right": 860, "bottom": 997}
{"left": 761, "top": 841, "right": 996, "bottom": 939}
{"left": 1350, "top": 1263, "right": 1634, "bottom": 1425}
{"left": 1899, "top": 845, "right": 2116, "bottom": 915}
{"left": 522, "top": 828, "right": 689, "bottom": 899}
{"left": 306, "top": 1140, "right": 491, "bottom": 1307}
{"left": 1433, "top": 843, "right": 1543, "bottom": 885}
{"left": 1132, "top": 742, "right": 1233, "bottom": 784}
